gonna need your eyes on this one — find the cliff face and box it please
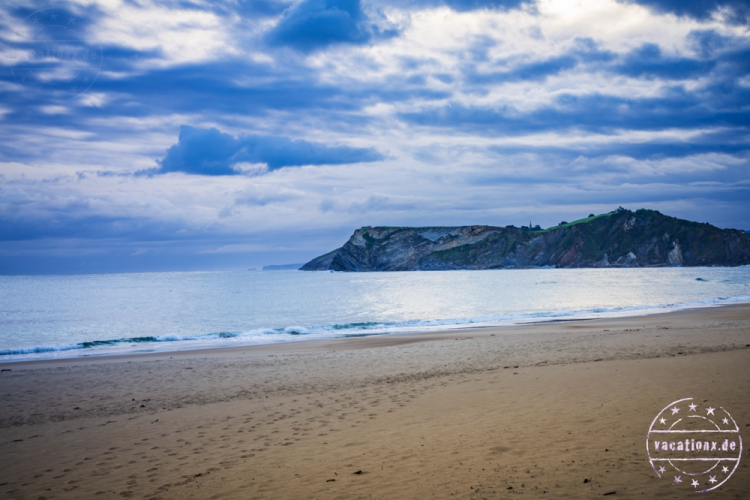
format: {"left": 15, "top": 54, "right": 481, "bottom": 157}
{"left": 300, "top": 209, "right": 750, "bottom": 271}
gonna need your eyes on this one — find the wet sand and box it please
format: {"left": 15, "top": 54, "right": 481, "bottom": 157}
{"left": 1, "top": 304, "right": 749, "bottom": 499}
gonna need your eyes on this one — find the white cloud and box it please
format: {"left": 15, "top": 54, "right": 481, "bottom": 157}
{"left": 1, "top": 0, "right": 749, "bottom": 271}
{"left": 90, "top": 0, "right": 237, "bottom": 68}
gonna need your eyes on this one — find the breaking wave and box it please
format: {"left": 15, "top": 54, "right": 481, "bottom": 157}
{"left": 3, "top": 294, "right": 749, "bottom": 361}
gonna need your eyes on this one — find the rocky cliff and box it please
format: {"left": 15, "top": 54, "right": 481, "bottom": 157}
{"left": 300, "top": 209, "right": 750, "bottom": 271}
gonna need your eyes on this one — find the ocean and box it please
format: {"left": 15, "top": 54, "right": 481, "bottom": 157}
{"left": 1, "top": 267, "right": 749, "bottom": 362}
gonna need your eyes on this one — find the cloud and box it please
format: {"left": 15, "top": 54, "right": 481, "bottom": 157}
{"left": 2, "top": 0, "right": 750, "bottom": 273}
{"left": 618, "top": 0, "right": 750, "bottom": 25}
{"left": 266, "top": 0, "right": 386, "bottom": 51}
{"left": 486, "top": 130, "right": 750, "bottom": 163}
{"left": 218, "top": 0, "right": 290, "bottom": 17}
{"left": 263, "top": 0, "right": 530, "bottom": 54}
{"left": 151, "top": 126, "right": 384, "bottom": 175}
{"left": 380, "top": 0, "right": 530, "bottom": 12}
{"left": 399, "top": 65, "right": 750, "bottom": 135}
{"left": 688, "top": 30, "right": 729, "bottom": 57}
{"left": 440, "top": 0, "right": 529, "bottom": 11}
{"left": 614, "top": 43, "right": 714, "bottom": 80}
{"left": 468, "top": 55, "right": 579, "bottom": 84}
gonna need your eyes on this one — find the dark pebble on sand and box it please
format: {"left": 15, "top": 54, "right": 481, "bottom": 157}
{"left": 353, "top": 470, "right": 363, "bottom": 475}
{"left": 603, "top": 492, "right": 616, "bottom": 496}
{"left": 1, "top": 369, "right": 11, "bottom": 372}
{"left": 507, "top": 486, "right": 513, "bottom": 490}
{"left": 140, "top": 404, "right": 145, "bottom": 408}
{"left": 73, "top": 407, "right": 80, "bottom": 410}
{"left": 583, "top": 478, "right": 589, "bottom": 483}
{"left": 326, "top": 479, "right": 336, "bottom": 482}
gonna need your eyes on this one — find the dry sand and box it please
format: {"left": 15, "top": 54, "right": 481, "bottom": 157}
{"left": 1, "top": 304, "right": 750, "bottom": 499}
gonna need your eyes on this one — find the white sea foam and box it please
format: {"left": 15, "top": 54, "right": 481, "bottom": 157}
{"left": 2, "top": 293, "right": 748, "bottom": 362}
{"left": 1, "top": 268, "right": 749, "bottom": 362}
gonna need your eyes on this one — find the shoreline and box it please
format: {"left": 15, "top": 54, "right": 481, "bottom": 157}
{"left": 3, "top": 299, "right": 750, "bottom": 367}
{"left": 3, "top": 301, "right": 749, "bottom": 369}
{"left": 1, "top": 303, "right": 749, "bottom": 498}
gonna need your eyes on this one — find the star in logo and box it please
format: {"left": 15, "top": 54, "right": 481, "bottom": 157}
{"left": 648, "top": 399, "right": 742, "bottom": 491}
{"left": 49, "top": 13, "right": 57, "bottom": 21}
{"left": 68, "top": 17, "right": 76, "bottom": 25}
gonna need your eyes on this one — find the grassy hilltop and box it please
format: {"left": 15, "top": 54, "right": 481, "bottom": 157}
{"left": 301, "top": 208, "right": 750, "bottom": 271}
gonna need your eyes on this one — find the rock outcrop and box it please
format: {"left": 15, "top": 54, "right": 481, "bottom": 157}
{"left": 301, "top": 209, "right": 750, "bottom": 271}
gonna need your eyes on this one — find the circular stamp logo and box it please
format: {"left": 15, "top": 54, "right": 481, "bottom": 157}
{"left": 8, "top": 9, "right": 102, "bottom": 99}
{"left": 647, "top": 398, "right": 742, "bottom": 493}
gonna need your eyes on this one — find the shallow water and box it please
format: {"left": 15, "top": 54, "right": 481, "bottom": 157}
{"left": 1, "top": 267, "right": 748, "bottom": 361}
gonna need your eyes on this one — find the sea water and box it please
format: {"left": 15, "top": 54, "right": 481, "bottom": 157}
{"left": 1, "top": 267, "right": 749, "bottom": 361}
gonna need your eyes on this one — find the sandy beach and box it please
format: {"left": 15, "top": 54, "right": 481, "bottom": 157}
{"left": 1, "top": 304, "right": 749, "bottom": 499}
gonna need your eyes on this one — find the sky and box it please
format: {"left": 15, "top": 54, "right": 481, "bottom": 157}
{"left": 1, "top": 0, "right": 749, "bottom": 274}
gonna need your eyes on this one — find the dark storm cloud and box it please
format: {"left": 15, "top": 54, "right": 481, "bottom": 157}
{"left": 150, "top": 126, "right": 383, "bottom": 175}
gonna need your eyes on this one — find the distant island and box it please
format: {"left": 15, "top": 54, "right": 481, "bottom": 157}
{"left": 301, "top": 208, "right": 750, "bottom": 271}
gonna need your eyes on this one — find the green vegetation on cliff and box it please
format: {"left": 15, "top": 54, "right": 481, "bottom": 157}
{"left": 300, "top": 208, "right": 750, "bottom": 272}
